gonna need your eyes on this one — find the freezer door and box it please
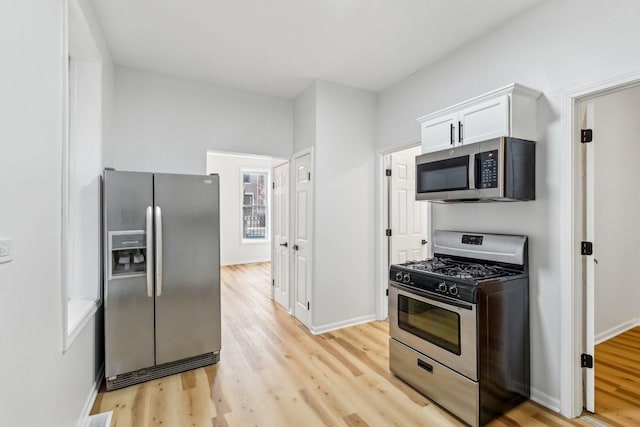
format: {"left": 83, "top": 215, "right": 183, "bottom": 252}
{"left": 103, "top": 170, "right": 155, "bottom": 377}
{"left": 154, "top": 173, "right": 221, "bottom": 365}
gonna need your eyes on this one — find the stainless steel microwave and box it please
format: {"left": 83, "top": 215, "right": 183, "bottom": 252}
{"left": 415, "top": 137, "right": 535, "bottom": 203}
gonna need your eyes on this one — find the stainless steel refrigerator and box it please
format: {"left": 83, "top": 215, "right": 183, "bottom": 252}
{"left": 103, "top": 170, "right": 221, "bottom": 391}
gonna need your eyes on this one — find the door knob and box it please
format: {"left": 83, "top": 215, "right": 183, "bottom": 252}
{"left": 421, "top": 239, "right": 428, "bottom": 245}
{"left": 293, "top": 244, "right": 299, "bottom": 251}
{"left": 280, "top": 242, "right": 288, "bottom": 247}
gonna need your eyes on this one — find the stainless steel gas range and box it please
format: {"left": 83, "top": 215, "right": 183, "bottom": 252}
{"left": 388, "top": 230, "right": 530, "bottom": 427}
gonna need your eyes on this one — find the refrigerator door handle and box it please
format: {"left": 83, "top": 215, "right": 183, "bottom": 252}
{"left": 145, "top": 206, "right": 154, "bottom": 297}
{"left": 155, "top": 206, "right": 163, "bottom": 296}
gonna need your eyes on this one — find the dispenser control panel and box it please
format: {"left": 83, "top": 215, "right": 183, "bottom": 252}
{"left": 109, "top": 230, "right": 147, "bottom": 279}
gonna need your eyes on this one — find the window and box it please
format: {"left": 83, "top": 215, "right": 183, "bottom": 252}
{"left": 241, "top": 171, "right": 269, "bottom": 241}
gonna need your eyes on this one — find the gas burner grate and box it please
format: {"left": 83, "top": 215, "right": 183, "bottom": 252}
{"left": 401, "top": 257, "right": 519, "bottom": 280}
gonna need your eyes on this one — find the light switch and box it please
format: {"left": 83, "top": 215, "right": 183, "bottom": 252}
{"left": 0, "top": 238, "right": 14, "bottom": 264}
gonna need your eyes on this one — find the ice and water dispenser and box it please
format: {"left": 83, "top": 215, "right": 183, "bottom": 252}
{"left": 109, "top": 231, "right": 147, "bottom": 278}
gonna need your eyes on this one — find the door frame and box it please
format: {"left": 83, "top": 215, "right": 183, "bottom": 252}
{"left": 560, "top": 70, "right": 640, "bottom": 418}
{"left": 376, "top": 141, "right": 431, "bottom": 321}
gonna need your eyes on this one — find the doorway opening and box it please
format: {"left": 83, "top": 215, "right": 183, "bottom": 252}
{"left": 579, "top": 84, "right": 640, "bottom": 424}
{"left": 379, "top": 144, "right": 431, "bottom": 320}
{"left": 560, "top": 71, "right": 640, "bottom": 421}
{"left": 206, "top": 151, "right": 284, "bottom": 268}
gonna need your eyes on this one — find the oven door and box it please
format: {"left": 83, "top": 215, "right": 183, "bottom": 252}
{"left": 389, "top": 282, "right": 477, "bottom": 381}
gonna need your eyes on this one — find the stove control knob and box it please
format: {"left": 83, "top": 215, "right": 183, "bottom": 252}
{"left": 449, "top": 284, "right": 459, "bottom": 296}
{"left": 395, "top": 272, "right": 403, "bottom": 282}
{"left": 437, "top": 282, "right": 448, "bottom": 293}
{"left": 403, "top": 273, "right": 411, "bottom": 284}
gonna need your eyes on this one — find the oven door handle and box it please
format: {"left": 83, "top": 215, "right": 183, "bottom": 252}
{"left": 390, "top": 282, "right": 474, "bottom": 310}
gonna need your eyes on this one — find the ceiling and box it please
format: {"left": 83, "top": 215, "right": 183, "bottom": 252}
{"left": 90, "top": 0, "right": 541, "bottom": 98}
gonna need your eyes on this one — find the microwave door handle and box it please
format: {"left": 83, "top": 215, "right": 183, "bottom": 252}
{"left": 468, "top": 154, "right": 476, "bottom": 190}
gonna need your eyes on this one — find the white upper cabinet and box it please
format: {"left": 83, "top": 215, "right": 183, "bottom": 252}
{"left": 420, "top": 112, "right": 458, "bottom": 153}
{"left": 417, "top": 83, "right": 541, "bottom": 154}
{"left": 458, "top": 95, "right": 509, "bottom": 145}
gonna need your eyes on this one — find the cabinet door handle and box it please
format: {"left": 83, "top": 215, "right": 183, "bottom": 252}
{"left": 450, "top": 123, "right": 454, "bottom": 145}
{"left": 458, "top": 121, "right": 463, "bottom": 144}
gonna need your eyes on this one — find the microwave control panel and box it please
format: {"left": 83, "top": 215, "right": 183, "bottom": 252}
{"left": 476, "top": 150, "right": 499, "bottom": 189}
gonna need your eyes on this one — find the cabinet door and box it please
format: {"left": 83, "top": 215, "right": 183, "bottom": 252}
{"left": 420, "top": 112, "right": 457, "bottom": 153}
{"left": 458, "top": 95, "right": 509, "bottom": 145}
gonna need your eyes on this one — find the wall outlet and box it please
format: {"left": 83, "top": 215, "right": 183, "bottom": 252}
{"left": 0, "top": 238, "right": 14, "bottom": 264}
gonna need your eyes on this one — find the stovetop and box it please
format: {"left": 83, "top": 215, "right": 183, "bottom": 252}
{"left": 389, "top": 231, "right": 528, "bottom": 303}
{"left": 397, "top": 256, "right": 521, "bottom": 281}
{"left": 389, "top": 255, "right": 526, "bottom": 303}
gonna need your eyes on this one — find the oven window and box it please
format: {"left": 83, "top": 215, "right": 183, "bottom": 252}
{"left": 398, "top": 294, "right": 461, "bottom": 355}
{"left": 417, "top": 156, "right": 469, "bottom": 193}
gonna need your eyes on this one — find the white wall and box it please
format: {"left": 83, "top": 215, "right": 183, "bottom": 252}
{"left": 106, "top": 66, "right": 294, "bottom": 174}
{"left": 592, "top": 85, "right": 640, "bottom": 342}
{"left": 294, "top": 82, "right": 317, "bottom": 153}
{"left": 206, "top": 152, "right": 275, "bottom": 266}
{"left": 312, "top": 81, "right": 378, "bottom": 330}
{"left": 0, "top": 1, "right": 109, "bottom": 426}
{"left": 376, "top": 0, "right": 640, "bottom": 410}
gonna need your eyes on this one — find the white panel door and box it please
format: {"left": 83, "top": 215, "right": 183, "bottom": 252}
{"left": 272, "top": 162, "right": 290, "bottom": 311}
{"left": 390, "top": 146, "right": 429, "bottom": 265}
{"left": 458, "top": 95, "right": 510, "bottom": 145}
{"left": 293, "top": 152, "right": 312, "bottom": 327}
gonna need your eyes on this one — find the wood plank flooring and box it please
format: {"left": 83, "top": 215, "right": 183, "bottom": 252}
{"left": 91, "top": 262, "right": 593, "bottom": 426}
{"left": 590, "top": 326, "right": 640, "bottom": 426}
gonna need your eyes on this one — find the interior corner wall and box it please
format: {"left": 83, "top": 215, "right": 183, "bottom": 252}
{"left": 376, "top": 0, "right": 640, "bottom": 410}
{"left": 105, "top": 66, "right": 294, "bottom": 175}
{"left": 293, "top": 82, "right": 317, "bottom": 153}
{"left": 0, "top": 2, "right": 106, "bottom": 426}
{"left": 312, "top": 81, "right": 377, "bottom": 329}
{"left": 206, "top": 153, "right": 273, "bottom": 266}
{"left": 592, "top": 85, "right": 640, "bottom": 342}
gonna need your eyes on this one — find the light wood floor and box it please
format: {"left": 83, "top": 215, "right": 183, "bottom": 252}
{"left": 591, "top": 326, "right": 640, "bottom": 426}
{"left": 92, "top": 262, "right": 595, "bottom": 426}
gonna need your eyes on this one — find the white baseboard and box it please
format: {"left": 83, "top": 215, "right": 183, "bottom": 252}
{"left": 530, "top": 387, "right": 561, "bottom": 413}
{"left": 310, "top": 314, "right": 377, "bottom": 335}
{"left": 77, "top": 363, "right": 104, "bottom": 427}
{"left": 221, "top": 258, "right": 270, "bottom": 266}
{"left": 595, "top": 318, "right": 640, "bottom": 345}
